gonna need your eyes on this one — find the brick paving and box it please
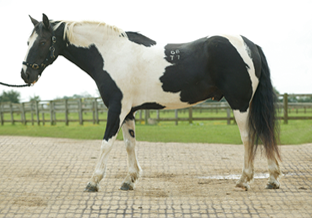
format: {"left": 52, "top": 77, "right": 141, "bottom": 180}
{"left": 0, "top": 136, "right": 311, "bottom": 217}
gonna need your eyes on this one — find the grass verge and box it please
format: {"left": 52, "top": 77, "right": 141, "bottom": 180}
{"left": 0, "top": 120, "right": 311, "bottom": 144}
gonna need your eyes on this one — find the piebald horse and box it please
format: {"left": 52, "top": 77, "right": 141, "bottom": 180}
{"left": 21, "top": 14, "right": 281, "bottom": 192}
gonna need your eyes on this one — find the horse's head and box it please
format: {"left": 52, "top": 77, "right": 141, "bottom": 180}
{"left": 21, "top": 14, "right": 58, "bottom": 85}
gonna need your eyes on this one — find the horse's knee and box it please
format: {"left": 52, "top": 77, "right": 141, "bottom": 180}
{"left": 125, "top": 139, "right": 134, "bottom": 151}
{"left": 100, "top": 141, "right": 113, "bottom": 155}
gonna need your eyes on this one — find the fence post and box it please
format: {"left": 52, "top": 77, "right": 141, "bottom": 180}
{"left": 92, "top": 99, "right": 96, "bottom": 124}
{"left": 139, "top": 110, "right": 142, "bottom": 122}
{"left": 188, "top": 107, "right": 193, "bottom": 124}
{"left": 226, "top": 108, "right": 231, "bottom": 125}
{"left": 50, "top": 101, "right": 54, "bottom": 125}
{"left": 78, "top": 98, "right": 83, "bottom": 125}
{"left": 175, "top": 109, "right": 178, "bottom": 125}
{"left": 31, "top": 102, "right": 35, "bottom": 125}
{"left": 41, "top": 104, "right": 45, "bottom": 126}
{"left": 144, "top": 110, "right": 148, "bottom": 125}
{"left": 283, "top": 93, "right": 288, "bottom": 124}
{"left": 0, "top": 104, "right": 3, "bottom": 125}
{"left": 10, "top": 103, "right": 14, "bottom": 125}
{"left": 65, "top": 99, "right": 69, "bottom": 126}
{"left": 95, "top": 99, "right": 99, "bottom": 124}
{"left": 21, "top": 103, "right": 26, "bottom": 125}
{"left": 35, "top": 101, "right": 40, "bottom": 126}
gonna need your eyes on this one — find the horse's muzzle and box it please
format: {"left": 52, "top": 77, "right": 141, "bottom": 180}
{"left": 21, "top": 69, "right": 39, "bottom": 85}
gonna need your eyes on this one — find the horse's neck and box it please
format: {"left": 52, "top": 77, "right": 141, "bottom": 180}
{"left": 61, "top": 23, "right": 129, "bottom": 76}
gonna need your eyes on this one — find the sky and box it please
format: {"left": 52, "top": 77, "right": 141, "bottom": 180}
{"left": 0, "top": 0, "right": 311, "bottom": 102}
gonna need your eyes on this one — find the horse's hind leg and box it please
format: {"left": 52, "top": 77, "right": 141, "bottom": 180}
{"left": 120, "top": 115, "right": 142, "bottom": 191}
{"left": 266, "top": 156, "right": 281, "bottom": 189}
{"left": 233, "top": 110, "right": 254, "bottom": 191}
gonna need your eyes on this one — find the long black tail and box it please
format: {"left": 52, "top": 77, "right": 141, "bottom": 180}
{"left": 248, "top": 45, "right": 281, "bottom": 162}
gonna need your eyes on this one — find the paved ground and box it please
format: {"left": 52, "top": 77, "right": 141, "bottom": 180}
{"left": 0, "top": 136, "right": 311, "bottom": 218}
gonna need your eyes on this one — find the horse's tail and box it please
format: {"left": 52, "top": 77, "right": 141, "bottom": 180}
{"left": 248, "top": 45, "right": 281, "bottom": 162}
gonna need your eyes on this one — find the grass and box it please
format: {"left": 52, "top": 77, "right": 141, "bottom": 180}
{"left": 0, "top": 119, "right": 312, "bottom": 145}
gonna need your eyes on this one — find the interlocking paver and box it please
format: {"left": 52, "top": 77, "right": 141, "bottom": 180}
{"left": 0, "top": 136, "right": 311, "bottom": 217}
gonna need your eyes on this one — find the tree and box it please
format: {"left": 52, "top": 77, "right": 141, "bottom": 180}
{"left": 0, "top": 90, "right": 21, "bottom": 103}
{"left": 56, "top": 92, "right": 93, "bottom": 100}
{"left": 29, "top": 95, "right": 41, "bottom": 102}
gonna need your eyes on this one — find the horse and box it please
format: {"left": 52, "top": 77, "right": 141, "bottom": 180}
{"left": 21, "top": 14, "right": 281, "bottom": 192}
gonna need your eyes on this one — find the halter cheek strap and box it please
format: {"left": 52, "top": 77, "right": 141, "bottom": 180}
{"left": 22, "top": 35, "right": 57, "bottom": 71}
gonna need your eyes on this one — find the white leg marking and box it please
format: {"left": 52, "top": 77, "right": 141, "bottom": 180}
{"left": 266, "top": 157, "right": 281, "bottom": 189}
{"left": 85, "top": 108, "right": 131, "bottom": 192}
{"left": 120, "top": 119, "right": 142, "bottom": 190}
{"left": 234, "top": 109, "right": 254, "bottom": 190}
{"left": 88, "top": 138, "right": 115, "bottom": 189}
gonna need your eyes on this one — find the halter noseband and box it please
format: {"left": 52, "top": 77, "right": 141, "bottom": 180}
{"left": 22, "top": 34, "right": 57, "bottom": 71}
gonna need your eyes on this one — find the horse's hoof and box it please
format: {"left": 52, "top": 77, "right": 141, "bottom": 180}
{"left": 120, "top": 183, "right": 133, "bottom": 191}
{"left": 84, "top": 182, "right": 99, "bottom": 192}
{"left": 235, "top": 183, "right": 250, "bottom": 191}
{"left": 266, "top": 183, "right": 280, "bottom": 189}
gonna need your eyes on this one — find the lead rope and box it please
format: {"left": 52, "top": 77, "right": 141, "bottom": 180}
{"left": 0, "top": 82, "right": 31, "bottom": 87}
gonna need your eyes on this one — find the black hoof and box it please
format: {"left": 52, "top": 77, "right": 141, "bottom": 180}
{"left": 266, "top": 183, "right": 280, "bottom": 189}
{"left": 84, "top": 183, "right": 99, "bottom": 192}
{"left": 120, "top": 183, "right": 133, "bottom": 191}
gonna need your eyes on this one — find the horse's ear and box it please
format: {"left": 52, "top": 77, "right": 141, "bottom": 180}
{"left": 29, "top": 15, "right": 39, "bottom": 26}
{"left": 42, "top": 13, "right": 51, "bottom": 30}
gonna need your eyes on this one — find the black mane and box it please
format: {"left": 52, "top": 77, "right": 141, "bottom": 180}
{"left": 126, "top": 32, "right": 156, "bottom": 47}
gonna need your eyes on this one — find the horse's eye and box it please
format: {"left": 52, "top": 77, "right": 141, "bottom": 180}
{"left": 40, "top": 42, "right": 46, "bottom": 46}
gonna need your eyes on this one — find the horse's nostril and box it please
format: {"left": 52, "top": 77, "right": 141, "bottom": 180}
{"left": 21, "top": 69, "right": 30, "bottom": 81}
{"left": 25, "top": 71, "right": 31, "bottom": 79}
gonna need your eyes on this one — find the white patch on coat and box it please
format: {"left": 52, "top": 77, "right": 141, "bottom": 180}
{"left": 63, "top": 21, "right": 190, "bottom": 110}
{"left": 22, "top": 32, "right": 38, "bottom": 73}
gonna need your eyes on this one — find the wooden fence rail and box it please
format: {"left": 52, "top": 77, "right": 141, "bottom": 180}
{"left": 0, "top": 94, "right": 312, "bottom": 126}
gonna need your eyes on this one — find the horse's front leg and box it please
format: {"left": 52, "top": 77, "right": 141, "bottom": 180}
{"left": 84, "top": 108, "right": 127, "bottom": 192}
{"left": 120, "top": 114, "right": 142, "bottom": 191}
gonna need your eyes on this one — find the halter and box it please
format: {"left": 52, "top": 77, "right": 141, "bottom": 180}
{"left": 22, "top": 33, "right": 57, "bottom": 71}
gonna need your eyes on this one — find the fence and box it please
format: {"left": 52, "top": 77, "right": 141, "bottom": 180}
{"left": 279, "top": 93, "right": 312, "bottom": 124}
{"left": 0, "top": 94, "right": 312, "bottom": 126}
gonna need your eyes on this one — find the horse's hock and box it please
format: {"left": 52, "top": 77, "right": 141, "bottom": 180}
{"left": 0, "top": 136, "right": 311, "bottom": 217}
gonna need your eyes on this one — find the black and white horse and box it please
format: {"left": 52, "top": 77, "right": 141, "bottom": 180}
{"left": 21, "top": 14, "right": 281, "bottom": 192}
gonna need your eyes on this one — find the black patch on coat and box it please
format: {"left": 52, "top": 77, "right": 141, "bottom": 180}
{"left": 124, "top": 102, "right": 165, "bottom": 122}
{"left": 129, "top": 130, "right": 135, "bottom": 138}
{"left": 131, "top": 102, "right": 165, "bottom": 112}
{"left": 62, "top": 44, "right": 123, "bottom": 141}
{"left": 160, "top": 36, "right": 253, "bottom": 112}
{"left": 126, "top": 32, "right": 156, "bottom": 47}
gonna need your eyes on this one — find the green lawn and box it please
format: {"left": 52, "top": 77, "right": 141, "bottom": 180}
{"left": 0, "top": 118, "right": 311, "bottom": 145}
